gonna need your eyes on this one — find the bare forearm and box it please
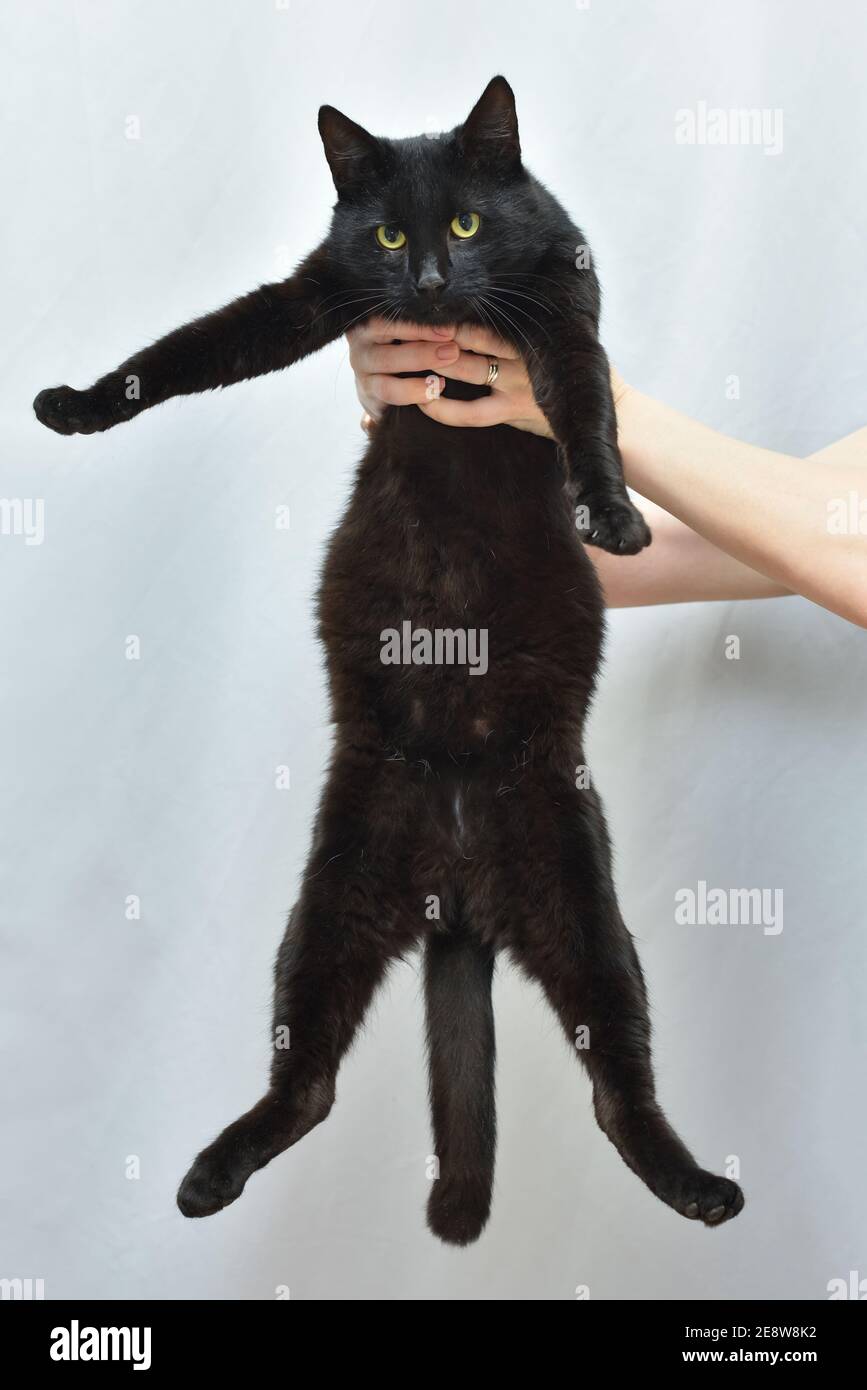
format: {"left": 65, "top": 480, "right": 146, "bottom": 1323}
{"left": 591, "top": 499, "right": 792, "bottom": 609}
{"left": 614, "top": 391, "right": 867, "bottom": 626}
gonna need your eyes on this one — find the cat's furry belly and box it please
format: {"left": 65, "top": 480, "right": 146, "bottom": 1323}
{"left": 318, "top": 407, "right": 605, "bottom": 764}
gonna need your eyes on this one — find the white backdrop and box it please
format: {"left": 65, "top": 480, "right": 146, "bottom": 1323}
{"left": 2, "top": 0, "right": 866, "bottom": 1301}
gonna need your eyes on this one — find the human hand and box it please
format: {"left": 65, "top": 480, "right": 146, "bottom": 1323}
{"left": 348, "top": 317, "right": 628, "bottom": 437}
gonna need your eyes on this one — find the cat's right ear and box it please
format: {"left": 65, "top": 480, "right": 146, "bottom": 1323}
{"left": 318, "top": 106, "right": 383, "bottom": 197}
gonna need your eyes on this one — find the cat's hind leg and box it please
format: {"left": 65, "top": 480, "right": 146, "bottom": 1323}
{"left": 495, "top": 773, "right": 744, "bottom": 1227}
{"left": 177, "top": 758, "right": 421, "bottom": 1218}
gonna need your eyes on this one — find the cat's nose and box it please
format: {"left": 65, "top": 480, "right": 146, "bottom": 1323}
{"left": 415, "top": 257, "right": 446, "bottom": 295}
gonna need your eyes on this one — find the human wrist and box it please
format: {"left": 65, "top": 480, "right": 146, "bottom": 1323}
{"left": 614, "top": 384, "right": 654, "bottom": 492}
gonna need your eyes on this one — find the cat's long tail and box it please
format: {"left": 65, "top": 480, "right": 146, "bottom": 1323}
{"left": 423, "top": 923, "right": 496, "bottom": 1246}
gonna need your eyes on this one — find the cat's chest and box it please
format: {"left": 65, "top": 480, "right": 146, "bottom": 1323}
{"left": 378, "top": 416, "right": 569, "bottom": 591}
{"left": 321, "top": 414, "right": 593, "bottom": 643}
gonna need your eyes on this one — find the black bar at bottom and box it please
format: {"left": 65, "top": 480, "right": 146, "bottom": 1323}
{"left": 3, "top": 1298, "right": 863, "bottom": 1374}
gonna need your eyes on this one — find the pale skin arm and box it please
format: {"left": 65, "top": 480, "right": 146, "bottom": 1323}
{"left": 593, "top": 424, "right": 867, "bottom": 614}
{"left": 347, "top": 318, "right": 867, "bottom": 628}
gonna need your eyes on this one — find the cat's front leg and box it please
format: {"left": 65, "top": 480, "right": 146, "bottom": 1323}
{"left": 33, "top": 248, "right": 351, "bottom": 436}
{"left": 526, "top": 319, "right": 651, "bottom": 554}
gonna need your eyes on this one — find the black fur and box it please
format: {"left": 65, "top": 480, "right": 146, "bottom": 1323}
{"left": 34, "top": 77, "right": 743, "bottom": 1242}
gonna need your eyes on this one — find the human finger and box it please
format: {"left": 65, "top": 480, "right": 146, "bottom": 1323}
{"left": 354, "top": 340, "right": 460, "bottom": 375}
{"left": 417, "top": 393, "right": 509, "bottom": 428}
{"left": 437, "top": 350, "right": 525, "bottom": 391}
{"left": 350, "top": 315, "right": 456, "bottom": 346}
{"left": 366, "top": 373, "right": 446, "bottom": 407}
{"left": 450, "top": 323, "right": 519, "bottom": 359}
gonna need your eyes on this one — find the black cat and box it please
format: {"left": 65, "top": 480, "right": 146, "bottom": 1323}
{"left": 34, "top": 77, "right": 743, "bottom": 1243}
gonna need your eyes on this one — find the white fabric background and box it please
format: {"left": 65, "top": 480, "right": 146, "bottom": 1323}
{"left": 2, "top": 0, "right": 866, "bottom": 1301}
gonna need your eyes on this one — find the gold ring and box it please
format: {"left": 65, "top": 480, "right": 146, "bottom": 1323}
{"left": 485, "top": 358, "right": 500, "bottom": 387}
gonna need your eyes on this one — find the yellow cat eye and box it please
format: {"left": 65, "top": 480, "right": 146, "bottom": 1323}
{"left": 376, "top": 225, "right": 407, "bottom": 250}
{"left": 450, "top": 212, "right": 481, "bottom": 239}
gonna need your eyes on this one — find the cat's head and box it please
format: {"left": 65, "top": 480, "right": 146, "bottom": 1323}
{"left": 317, "top": 77, "right": 543, "bottom": 325}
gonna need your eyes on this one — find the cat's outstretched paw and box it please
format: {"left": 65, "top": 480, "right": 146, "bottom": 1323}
{"left": 33, "top": 385, "right": 108, "bottom": 436}
{"left": 668, "top": 1168, "right": 745, "bottom": 1227}
{"left": 426, "top": 1175, "right": 492, "bottom": 1246}
{"left": 577, "top": 494, "right": 651, "bottom": 555}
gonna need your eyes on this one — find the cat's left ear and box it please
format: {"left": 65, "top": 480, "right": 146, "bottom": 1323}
{"left": 459, "top": 76, "right": 521, "bottom": 170}
{"left": 318, "top": 105, "right": 383, "bottom": 196}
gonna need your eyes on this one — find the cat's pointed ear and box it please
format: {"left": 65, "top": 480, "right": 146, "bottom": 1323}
{"left": 318, "top": 105, "right": 383, "bottom": 196}
{"left": 459, "top": 76, "right": 521, "bottom": 169}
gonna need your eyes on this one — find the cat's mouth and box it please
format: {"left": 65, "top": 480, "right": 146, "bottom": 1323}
{"left": 402, "top": 294, "right": 469, "bottom": 325}
{"left": 408, "top": 301, "right": 452, "bottom": 322}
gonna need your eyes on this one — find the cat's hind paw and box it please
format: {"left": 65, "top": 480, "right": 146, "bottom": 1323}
{"left": 176, "top": 1150, "right": 248, "bottom": 1219}
{"left": 669, "top": 1168, "right": 745, "bottom": 1227}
